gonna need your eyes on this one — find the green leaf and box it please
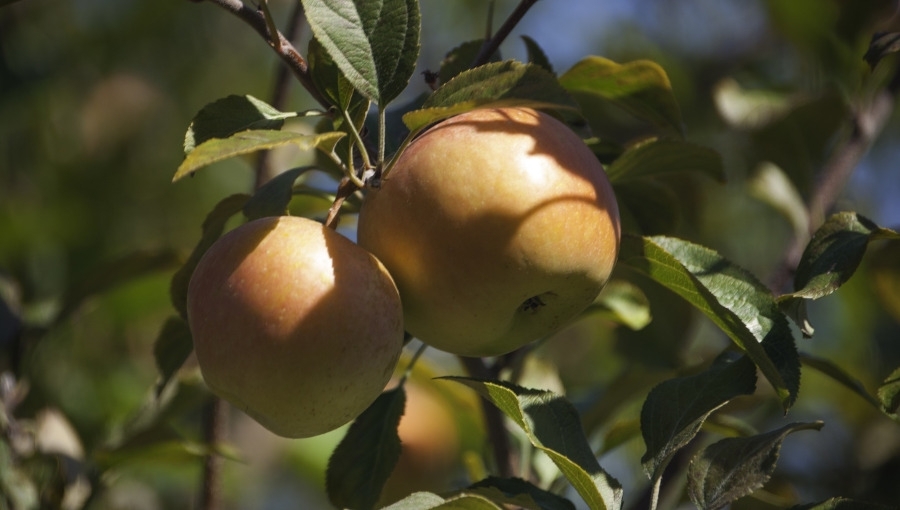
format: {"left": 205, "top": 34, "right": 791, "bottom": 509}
{"left": 559, "top": 57, "right": 683, "bottom": 137}
{"left": 439, "top": 39, "right": 500, "bottom": 86}
{"left": 170, "top": 194, "right": 250, "bottom": 319}
{"left": 864, "top": 32, "right": 900, "bottom": 69}
{"left": 800, "top": 352, "right": 884, "bottom": 412}
{"left": 778, "top": 212, "right": 900, "bottom": 335}
{"left": 242, "top": 167, "right": 314, "bottom": 221}
{"left": 326, "top": 386, "right": 406, "bottom": 510}
{"left": 442, "top": 377, "right": 623, "bottom": 510}
{"left": 521, "top": 36, "right": 554, "bottom": 74}
{"left": 877, "top": 366, "right": 900, "bottom": 421}
{"left": 589, "top": 279, "right": 652, "bottom": 331}
{"left": 687, "top": 422, "right": 824, "bottom": 510}
{"left": 614, "top": 180, "right": 681, "bottom": 235}
{"left": 153, "top": 316, "right": 193, "bottom": 396}
{"left": 404, "top": 60, "right": 582, "bottom": 134}
{"left": 183, "top": 95, "right": 298, "bottom": 155}
{"left": 381, "top": 492, "right": 505, "bottom": 510}
{"left": 640, "top": 354, "right": 758, "bottom": 479}
{"left": 791, "top": 496, "right": 897, "bottom": 510}
{"left": 173, "top": 130, "right": 345, "bottom": 182}
{"left": 467, "top": 477, "right": 576, "bottom": 510}
{"left": 301, "top": 0, "right": 420, "bottom": 106}
{"left": 0, "top": 441, "right": 39, "bottom": 510}
{"left": 605, "top": 138, "right": 725, "bottom": 184}
{"left": 55, "top": 250, "right": 182, "bottom": 326}
{"left": 618, "top": 235, "right": 800, "bottom": 410}
{"left": 307, "top": 36, "right": 370, "bottom": 112}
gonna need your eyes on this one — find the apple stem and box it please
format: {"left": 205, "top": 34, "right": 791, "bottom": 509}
{"left": 324, "top": 177, "right": 359, "bottom": 230}
{"left": 398, "top": 342, "right": 429, "bottom": 386}
{"left": 471, "top": 0, "right": 540, "bottom": 68}
{"left": 198, "top": 397, "right": 226, "bottom": 510}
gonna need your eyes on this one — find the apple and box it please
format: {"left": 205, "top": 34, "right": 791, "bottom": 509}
{"left": 357, "top": 107, "right": 620, "bottom": 357}
{"left": 187, "top": 215, "right": 404, "bottom": 438}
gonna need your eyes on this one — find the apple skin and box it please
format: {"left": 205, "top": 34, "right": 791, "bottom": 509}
{"left": 187, "top": 215, "right": 404, "bottom": 438}
{"left": 357, "top": 107, "right": 620, "bottom": 357}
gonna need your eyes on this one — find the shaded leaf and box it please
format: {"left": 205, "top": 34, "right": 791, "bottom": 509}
{"left": 326, "top": 386, "right": 406, "bottom": 510}
{"left": 877, "top": 366, "right": 900, "bottom": 421}
{"left": 614, "top": 180, "right": 681, "bottom": 236}
{"left": 521, "top": 35, "right": 553, "bottom": 74}
{"left": 242, "top": 167, "right": 314, "bottom": 221}
{"left": 800, "top": 352, "right": 884, "bottom": 411}
{"left": 791, "top": 496, "right": 896, "bottom": 510}
{"left": 778, "top": 212, "right": 900, "bottom": 334}
{"left": 467, "top": 477, "right": 576, "bottom": 510}
{"left": 864, "top": 32, "right": 900, "bottom": 69}
{"left": 618, "top": 235, "right": 800, "bottom": 410}
{"left": 153, "top": 316, "right": 193, "bottom": 396}
{"left": 404, "top": 60, "right": 582, "bottom": 134}
{"left": 559, "top": 57, "right": 683, "bottom": 137}
{"left": 301, "top": 0, "right": 420, "bottom": 106}
{"left": 439, "top": 39, "right": 499, "bottom": 86}
{"left": 640, "top": 354, "right": 758, "bottom": 479}
{"left": 56, "top": 250, "right": 182, "bottom": 326}
{"left": 183, "top": 95, "right": 298, "bottom": 155}
{"left": 870, "top": 241, "right": 900, "bottom": 324}
{"left": 605, "top": 138, "right": 725, "bottom": 184}
{"left": 307, "top": 36, "right": 370, "bottom": 113}
{"left": 170, "top": 194, "right": 250, "bottom": 319}
{"left": 173, "top": 130, "right": 345, "bottom": 181}
{"left": 442, "top": 377, "right": 623, "bottom": 510}
{"left": 687, "top": 422, "right": 824, "bottom": 510}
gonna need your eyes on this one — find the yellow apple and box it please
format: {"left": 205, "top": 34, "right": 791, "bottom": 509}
{"left": 357, "top": 107, "right": 620, "bottom": 357}
{"left": 187, "top": 215, "right": 404, "bottom": 438}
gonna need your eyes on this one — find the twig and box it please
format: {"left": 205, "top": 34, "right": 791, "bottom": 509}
{"left": 254, "top": 0, "right": 308, "bottom": 188}
{"left": 198, "top": 397, "right": 226, "bottom": 510}
{"left": 324, "top": 177, "right": 360, "bottom": 230}
{"left": 197, "top": 0, "right": 332, "bottom": 110}
{"left": 769, "top": 64, "right": 900, "bottom": 292}
{"left": 459, "top": 356, "right": 515, "bottom": 478}
{"left": 471, "top": 0, "right": 540, "bottom": 68}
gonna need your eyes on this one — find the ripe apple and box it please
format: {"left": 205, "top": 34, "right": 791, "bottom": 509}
{"left": 357, "top": 107, "right": 620, "bottom": 357}
{"left": 187, "top": 215, "right": 404, "bottom": 438}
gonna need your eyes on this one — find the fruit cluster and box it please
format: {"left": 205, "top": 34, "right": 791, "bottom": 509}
{"left": 186, "top": 107, "right": 621, "bottom": 438}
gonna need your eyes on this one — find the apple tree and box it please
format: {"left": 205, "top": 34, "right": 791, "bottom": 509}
{"left": 1, "top": 1, "right": 900, "bottom": 509}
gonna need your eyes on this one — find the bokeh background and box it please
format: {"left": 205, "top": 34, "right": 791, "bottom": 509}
{"left": 2, "top": 0, "right": 900, "bottom": 509}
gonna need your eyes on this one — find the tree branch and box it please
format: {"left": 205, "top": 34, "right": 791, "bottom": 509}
{"left": 254, "top": 0, "right": 308, "bottom": 188}
{"left": 471, "top": 0, "right": 540, "bottom": 68}
{"left": 769, "top": 65, "right": 900, "bottom": 291}
{"left": 197, "top": 0, "right": 332, "bottom": 110}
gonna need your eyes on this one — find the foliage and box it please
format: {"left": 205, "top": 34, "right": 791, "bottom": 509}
{"left": 2, "top": 1, "right": 900, "bottom": 510}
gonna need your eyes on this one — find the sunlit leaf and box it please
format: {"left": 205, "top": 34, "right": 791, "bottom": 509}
{"left": 55, "top": 250, "right": 182, "bottom": 326}
{"left": 687, "top": 422, "right": 824, "bottom": 510}
{"left": 442, "top": 377, "right": 623, "bottom": 510}
{"left": 169, "top": 194, "right": 250, "bottom": 319}
{"left": 404, "top": 61, "right": 582, "bottom": 134}
{"left": 588, "top": 279, "right": 652, "bottom": 331}
{"left": 183, "top": 95, "right": 298, "bottom": 155}
{"left": 301, "top": 0, "right": 420, "bottom": 106}
{"left": 605, "top": 138, "right": 725, "bottom": 184}
{"left": 618, "top": 235, "right": 800, "bottom": 410}
{"left": 382, "top": 492, "right": 447, "bottom": 510}
{"left": 877, "top": 366, "right": 900, "bottom": 421}
{"left": 713, "top": 78, "right": 794, "bottom": 129}
{"left": 173, "top": 130, "right": 345, "bottom": 181}
{"left": 381, "top": 492, "right": 506, "bottom": 510}
{"left": 467, "top": 477, "right": 576, "bottom": 510}
{"left": 153, "top": 316, "right": 193, "bottom": 396}
{"left": 242, "top": 167, "right": 315, "bottom": 221}
{"left": 640, "top": 354, "right": 758, "bottom": 479}
{"left": 559, "top": 57, "right": 683, "bottom": 137}
{"left": 326, "top": 386, "right": 405, "bottom": 510}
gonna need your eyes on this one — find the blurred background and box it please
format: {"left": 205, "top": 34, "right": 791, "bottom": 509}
{"left": 2, "top": 0, "right": 900, "bottom": 508}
